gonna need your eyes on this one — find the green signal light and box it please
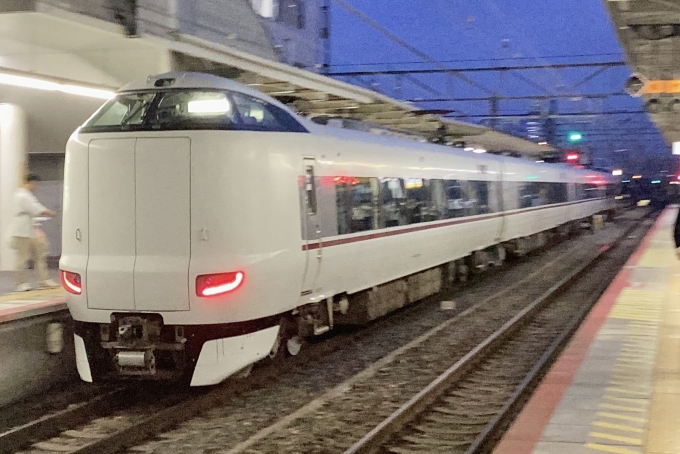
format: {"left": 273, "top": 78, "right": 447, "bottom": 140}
{"left": 568, "top": 132, "right": 583, "bottom": 142}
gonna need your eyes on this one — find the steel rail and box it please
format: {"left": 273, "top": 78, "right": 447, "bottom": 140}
{"left": 0, "top": 387, "right": 128, "bottom": 454}
{"left": 342, "top": 211, "right": 654, "bottom": 454}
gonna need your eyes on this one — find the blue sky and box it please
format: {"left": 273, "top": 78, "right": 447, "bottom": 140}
{"left": 328, "top": 0, "right": 672, "bottom": 173}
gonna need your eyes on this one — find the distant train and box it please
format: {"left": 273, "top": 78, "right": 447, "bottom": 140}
{"left": 619, "top": 177, "right": 679, "bottom": 209}
{"left": 60, "top": 72, "right": 616, "bottom": 386}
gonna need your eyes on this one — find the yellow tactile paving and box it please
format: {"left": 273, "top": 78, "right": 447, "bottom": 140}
{"left": 579, "top": 214, "right": 678, "bottom": 454}
{"left": 593, "top": 422, "right": 644, "bottom": 433}
{"left": 636, "top": 249, "right": 675, "bottom": 268}
{"left": 599, "top": 403, "right": 646, "bottom": 413}
{"left": 644, "top": 264, "right": 680, "bottom": 454}
{"left": 0, "top": 286, "right": 65, "bottom": 322}
{"left": 585, "top": 444, "right": 641, "bottom": 454}
{"left": 597, "top": 412, "right": 646, "bottom": 424}
{"left": 0, "top": 288, "right": 63, "bottom": 304}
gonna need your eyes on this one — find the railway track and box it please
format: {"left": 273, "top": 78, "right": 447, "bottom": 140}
{"left": 343, "top": 213, "right": 655, "bottom": 454}
{"left": 0, "top": 209, "right": 649, "bottom": 454}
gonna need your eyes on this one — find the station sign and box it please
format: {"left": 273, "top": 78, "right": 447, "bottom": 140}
{"left": 626, "top": 73, "right": 680, "bottom": 97}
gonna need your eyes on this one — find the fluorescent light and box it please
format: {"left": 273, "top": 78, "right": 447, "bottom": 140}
{"left": 0, "top": 73, "right": 59, "bottom": 90}
{"left": 674, "top": 141, "right": 680, "bottom": 155}
{"left": 60, "top": 84, "right": 114, "bottom": 99}
{"left": 464, "top": 147, "right": 474, "bottom": 152}
{"left": 538, "top": 141, "right": 548, "bottom": 145}
{"left": 0, "top": 72, "right": 114, "bottom": 99}
{"left": 187, "top": 99, "right": 231, "bottom": 114}
{"left": 536, "top": 160, "right": 544, "bottom": 163}
{"left": 612, "top": 169, "right": 623, "bottom": 176}
{"left": 473, "top": 148, "right": 486, "bottom": 154}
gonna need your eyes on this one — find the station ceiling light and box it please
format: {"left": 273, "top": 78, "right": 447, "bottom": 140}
{"left": 0, "top": 72, "right": 114, "bottom": 100}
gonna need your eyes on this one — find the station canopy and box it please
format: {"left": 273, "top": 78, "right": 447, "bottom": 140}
{"left": 166, "top": 35, "right": 554, "bottom": 156}
{"left": 604, "top": 0, "right": 680, "bottom": 145}
{"left": 0, "top": 5, "right": 554, "bottom": 157}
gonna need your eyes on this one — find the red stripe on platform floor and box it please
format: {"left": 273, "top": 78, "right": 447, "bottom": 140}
{"left": 492, "top": 209, "right": 667, "bottom": 454}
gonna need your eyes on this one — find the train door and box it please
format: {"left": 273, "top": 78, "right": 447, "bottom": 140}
{"left": 301, "top": 157, "right": 323, "bottom": 299}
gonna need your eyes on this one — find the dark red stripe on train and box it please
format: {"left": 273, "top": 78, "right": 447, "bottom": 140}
{"left": 301, "top": 198, "right": 606, "bottom": 251}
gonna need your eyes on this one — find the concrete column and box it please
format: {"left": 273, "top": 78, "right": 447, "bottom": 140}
{"left": 0, "top": 104, "right": 28, "bottom": 270}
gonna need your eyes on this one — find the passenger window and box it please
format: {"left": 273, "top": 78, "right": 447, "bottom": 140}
{"left": 549, "top": 183, "right": 568, "bottom": 204}
{"left": 304, "top": 165, "right": 317, "bottom": 215}
{"left": 445, "top": 180, "right": 470, "bottom": 218}
{"left": 336, "top": 177, "right": 379, "bottom": 234}
{"left": 379, "top": 178, "right": 406, "bottom": 228}
{"left": 519, "top": 183, "right": 534, "bottom": 208}
{"left": 404, "top": 179, "right": 430, "bottom": 224}
{"left": 584, "top": 184, "right": 597, "bottom": 199}
{"left": 469, "top": 181, "right": 490, "bottom": 214}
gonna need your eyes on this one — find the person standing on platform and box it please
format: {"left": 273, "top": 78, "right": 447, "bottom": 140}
{"left": 675, "top": 208, "right": 680, "bottom": 259}
{"left": 9, "top": 173, "right": 58, "bottom": 292}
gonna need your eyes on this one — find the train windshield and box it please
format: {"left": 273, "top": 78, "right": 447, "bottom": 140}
{"left": 80, "top": 89, "right": 307, "bottom": 133}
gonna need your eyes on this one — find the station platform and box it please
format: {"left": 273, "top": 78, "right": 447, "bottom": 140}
{"left": 0, "top": 269, "right": 65, "bottom": 324}
{"left": 493, "top": 207, "right": 680, "bottom": 454}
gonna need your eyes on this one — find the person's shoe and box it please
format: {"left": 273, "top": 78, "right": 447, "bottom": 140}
{"left": 15, "top": 283, "right": 32, "bottom": 292}
{"left": 39, "top": 279, "right": 59, "bottom": 288}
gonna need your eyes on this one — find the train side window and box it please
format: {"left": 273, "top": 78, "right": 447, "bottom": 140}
{"left": 335, "top": 177, "right": 378, "bottom": 234}
{"left": 519, "top": 183, "right": 533, "bottom": 208}
{"left": 404, "top": 179, "right": 430, "bottom": 224}
{"left": 584, "top": 183, "right": 597, "bottom": 199}
{"left": 549, "top": 183, "right": 568, "bottom": 204}
{"left": 470, "top": 181, "right": 490, "bottom": 214}
{"left": 379, "top": 178, "right": 406, "bottom": 228}
{"left": 445, "top": 179, "right": 468, "bottom": 218}
{"left": 304, "top": 165, "right": 317, "bottom": 215}
{"left": 231, "top": 93, "right": 307, "bottom": 132}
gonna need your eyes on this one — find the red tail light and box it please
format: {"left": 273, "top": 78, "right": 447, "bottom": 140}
{"left": 61, "top": 270, "right": 82, "bottom": 295}
{"left": 196, "top": 271, "right": 244, "bottom": 297}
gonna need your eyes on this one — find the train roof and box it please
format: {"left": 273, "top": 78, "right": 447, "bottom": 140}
{"left": 118, "top": 72, "right": 283, "bottom": 103}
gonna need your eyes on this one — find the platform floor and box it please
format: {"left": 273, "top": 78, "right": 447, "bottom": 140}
{"left": 0, "top": 269, "right": 65, "bottom": 323}
{"left": 493, "top": 207, "right": 680, "bottom": 454}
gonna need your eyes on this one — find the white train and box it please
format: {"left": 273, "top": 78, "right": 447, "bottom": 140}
{"left": 60, "top": 72, "right": 615, "bottom": 386}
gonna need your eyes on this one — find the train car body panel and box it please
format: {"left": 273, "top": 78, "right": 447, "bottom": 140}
{"left": 60, "top": 72, "right": 616, "bottom": 386}
{"left": 134, "top": 137, "right": 192, "bottom": 312}
{"left": 86, "top": 138, "right": 136, "bottom": 311}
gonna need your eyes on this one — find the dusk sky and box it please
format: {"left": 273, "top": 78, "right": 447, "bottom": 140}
{"left": 328, "top": 0, "right": 670, "bottom": 173}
